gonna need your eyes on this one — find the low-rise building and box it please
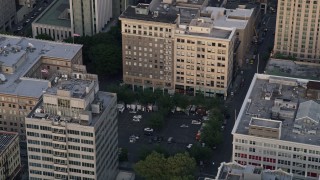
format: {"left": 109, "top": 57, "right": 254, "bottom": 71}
{"left": 0, "top": 131, "right": 21, "bottom": 180}
{"left": 32, "top": 0, "right": 72, "bottom": 41}
{"left": 215, "top": 162, "right": 293, "bottom": 180}
{"left": 232, "top": 74, "right": 320, "bottom": 179}
{"left": 0, "top": 34, "right": 82, "bottom": 145}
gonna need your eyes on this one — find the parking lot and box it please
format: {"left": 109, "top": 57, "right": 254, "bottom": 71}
{"left": 118, "top": 108, "right": 204, "bottom": 163}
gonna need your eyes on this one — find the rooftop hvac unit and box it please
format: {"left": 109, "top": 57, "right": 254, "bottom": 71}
{"left": 0, "top": 74, "right": 6, "bottom": 82}
{"left": 91, "top": 101, "right": 103, "bottom": 114}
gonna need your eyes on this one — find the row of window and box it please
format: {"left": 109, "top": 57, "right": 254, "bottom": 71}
{"left": 26, "top": 126, "right": 94, "bottom": 137}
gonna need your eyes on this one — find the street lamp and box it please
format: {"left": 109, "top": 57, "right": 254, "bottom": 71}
{"left": 257, "top": 54, "right": 260, "bottom": 74}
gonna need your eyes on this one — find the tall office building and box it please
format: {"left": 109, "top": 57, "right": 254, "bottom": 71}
{"left": 0, "top": 131, "right": 21, "bottom": 179}
{"left": 0, "top": 0, "right": 16, "bottom": 32}
{"left": 26, "top": 72, "right": 119, "bottom": 179}
{"left": 69, "top": 0, "right": 113, "bottom": 36}
{"left": 120, "top": 0, "right": 258, "bottom": 97}
{"left": 273, "top": 0, "right": 320, "bottom": 63}
{"left": 0, "top": 34, "right": 82, "bottom": 146}
{"left": 232, "top": 74, "right": 320, "bottom": 179}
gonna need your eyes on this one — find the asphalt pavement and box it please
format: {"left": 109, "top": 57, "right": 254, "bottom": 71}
{"left": 11, "top": 0, "right": 53, "bottom": 36}
{"left": 197, "top": 12, "right": 277, "bottom": 177}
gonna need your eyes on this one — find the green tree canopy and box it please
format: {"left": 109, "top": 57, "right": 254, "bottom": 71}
{"left": 35, "top": 34, "right": 54, "bottom": 41}
{"left": 89, "top": 43, "right": 122, "bottom": 76}
{"left": 134, "top": 152, "right": 196, "bottom": 180}
{"left": 189, "top": 144, "right": 212, "bottom": 163}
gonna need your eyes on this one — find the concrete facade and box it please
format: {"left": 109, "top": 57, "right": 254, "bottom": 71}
{"left": 32, "top": 0, "right": 72, "bottom": 41}
{"left": 0, "top": 131, "right": 21, "bottom": 180}
{"left": 0, "top": 0, "right": 17, "bottom": 32}
{"left": 120, "top": 0, "right": 258, "bottom": 97}
{"left": 274, "top": 0, "right": 320, "bottom": 63}
{"left": 232, "top": 74, "right": 320, "bottom": 179}
{"left": 26, "top": 73, "right": 119, "bottom": 180}
{"left": 69, "top": 0, "right": 113, "bottom": 36}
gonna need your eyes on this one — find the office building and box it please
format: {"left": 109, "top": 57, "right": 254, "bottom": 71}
{"left": 0, "top": 34, "right": 82, "bottom": 145}
{"left": 273, "top": 0, "right": 320, "bottom": 63}
{"left": 0, "top": 0, "right": 16, "bottom": 32}
{"left": 17, "top": 0, "right": 36, "bottom": 8}
{"left": 32, "top": 0, "right": 72, "bottom": 41}
{"left": 26, "top": 72, "right": 118, "bottom": 179}
{"left": 120, "top": 0, "right": 258, "bottom": 97}
{"left": 173, "top": 17, "right": 236, "bottom": 97}
{"left": 0, "top": 131, "right": 21, "bottom": 180}
{"left": 215, "top": 162, "right": 293, "bottom": 180}
{"left": 232, "top": 74, "right": 320, "bottom": 179}
{"left": 33, "top": 0, "right": 113, "bottom": 40}
{"left": 69, "top": 0, "right": 113, "bottom": 36}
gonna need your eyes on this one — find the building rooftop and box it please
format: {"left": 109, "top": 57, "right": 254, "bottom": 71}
{"left": 0, "top": 35, "right": 82, "bottom": 98}
{"left": 28, "top": 90, "right": 116, "bottom": 127}
{"left": 216, "top": 162, "right": 293, "bottom": 180}
{"left": 265, "top": 58, "right": 320, "bottom": 80}
{"left": 35, "top": 0, "right": 71, "bottom": 27}
{"left": 250, "top": 118, "right": 281, "bottom": 129}
{"left": 120, "top": 3, "right": 178, "bottom": 24}
{"left": 295, "top": 100, "right": 320, "bottom": 123}
{"left": 0, "top": 131, "right": 18, "bottom": 154}
{"left": 46, "top": 78, "right": 94, "bottom": 99}
{"left": 202, "top": 7, "right": 253, "bottom": 29}
{"left": 232, "top": 74, "right": 320, "bottom": 146}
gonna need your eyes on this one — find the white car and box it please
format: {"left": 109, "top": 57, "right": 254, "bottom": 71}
{"left": 180, "top": 124, "right": 189, "bottom": 128}
{"left": 132, "top": 118, "right": 140, "bottom": 122}
{"left": 186, "top": 144, "right": 193, "bottom": 149}
{"left": 144, "top": 128, "right": 153, "bottom": 132}
{"left": 202, "top": 116, "right": 209, "bottom": 121}
{"left": 221, "top": 125, "right": 225, "bottom": 131}
{"left": 191, "top": 120, "right": 201, "bottom": 125}
{"left": 133, "top": 115, "right": 142, "bottom": 119}
{"left": 129, "top": 137, "right": 136, "bottom": 143}
{"left": 25, "top": 19, "right": 30, "bottom": 23}
{"left": 17, "top": 26, "right": 23, "bottom": 31}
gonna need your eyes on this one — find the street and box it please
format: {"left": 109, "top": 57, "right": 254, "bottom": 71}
{"left": 11, "top": 0, "right": 53, "bottom": 36}
{"left": 197, "top": 12, "right": 277, "bottom": 177}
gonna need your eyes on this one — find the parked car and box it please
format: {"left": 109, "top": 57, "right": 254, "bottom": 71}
{"left": 180, "top": 124, "right": 189, "bottom": 128}
{"left": 133, "top": 115, "right": 142, "bottom": 119}
{"left": 221, "top": 125, "right": 225, "bottom": 131}
{"left": 144, "top": 127, "right": 153, "bottom": 132}
{"left": 132, "top": 118, "right": 140, "bottom": 122}
{"left": 191, "top": 120, "right": 201, "bottom": 125}
{"left": 25, "top": 19, "right": 30, "bottom": 23}
{"left": 17, "top": 26, "right": 23, "bottom": 31}
{"left": 202, "top": 116, "right": 209, "bottom": 121}
{"left": 167, "top": 137, "right": 174, "bottom": 144}
{"left": 129, "top": 110, "right": 137, "bottom": 114}
{"left": 186, "top": 144, "right": 193, "bottom": 149}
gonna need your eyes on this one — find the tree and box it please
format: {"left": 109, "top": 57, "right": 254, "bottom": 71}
{"left": 35, "top": 34, "right": 54, "bottom": 41}
{"left": 134, "top": 152, "right": 196, "bottom": 180}
{"left": 173, "top": 94, "right": 189, "bottom": 109}
{"left": 89, "top": 43, "right": 122, "bottom": 76}
{"left": 166, "top": 152, "right": 196, "bottom": 179}
{"left": 63, "top": 23, "right": 123, "bottom": 77}
{"left": 119, "top": 148, "right": 128, "bottom": 162}
{"left": 189, "top": 145, "right": 212, "bottom": 163}
{"left": 134, "top": 152, "right": 168, "bottom": 180}
{"left": 200, "top": 107, "right": 224, "bottom": 148}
